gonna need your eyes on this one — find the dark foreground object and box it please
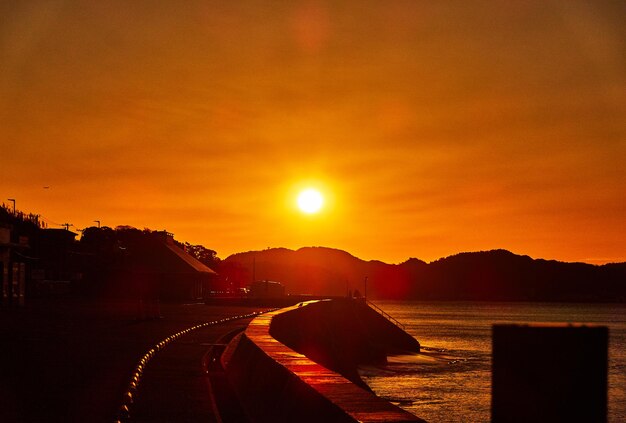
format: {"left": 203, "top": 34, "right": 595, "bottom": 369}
{"left": 492, "top": 324, "right": 608, "bottom": 423}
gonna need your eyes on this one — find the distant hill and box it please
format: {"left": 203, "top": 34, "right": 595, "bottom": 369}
{"left": 223, "top": 247, "right": 625, "bottom": 302}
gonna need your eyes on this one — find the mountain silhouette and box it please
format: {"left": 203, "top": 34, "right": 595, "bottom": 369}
{"left": 223, "top": 247, "right": 625, "bottom": 302}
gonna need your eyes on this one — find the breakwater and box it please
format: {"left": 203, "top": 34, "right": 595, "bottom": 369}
{"left": 222, "top": 298, "right": 425, "bottom": 422}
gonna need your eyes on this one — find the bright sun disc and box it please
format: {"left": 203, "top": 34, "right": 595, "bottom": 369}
{"left": 297, "top": 189, "right": 324, "bottom": 214}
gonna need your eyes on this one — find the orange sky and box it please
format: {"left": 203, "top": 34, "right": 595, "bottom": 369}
{"left": 1, "top": 1, "right": 624, "bottom": 264}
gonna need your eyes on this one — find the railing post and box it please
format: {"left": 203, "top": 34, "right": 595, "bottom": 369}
{"left": 366, "top": 300, "right": 405, "bottom": 330}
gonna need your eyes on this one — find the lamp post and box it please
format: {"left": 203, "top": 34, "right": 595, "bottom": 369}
{"left": 94, "top": 220, "right": 101, "bottom": 228}
{"left": 7, "top": 198, "right": 15, "bottom": 214}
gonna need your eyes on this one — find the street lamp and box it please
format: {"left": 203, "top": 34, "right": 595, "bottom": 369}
{"left": 94, "top": 220, "right": 101, "bottom": 228}
{"left": 7, "top": 198, "right": 15, "bottom": 214}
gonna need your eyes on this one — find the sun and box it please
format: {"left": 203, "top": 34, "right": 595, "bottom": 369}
{"left": 297, "top": 188, "right": 324, "bottom": 214}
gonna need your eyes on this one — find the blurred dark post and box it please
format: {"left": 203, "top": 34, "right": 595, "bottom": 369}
{"left": 492, "top": 324, "right": 608, "bottom": 423}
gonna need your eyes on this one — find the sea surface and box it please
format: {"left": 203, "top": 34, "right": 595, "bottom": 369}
{"left": 360, "top": 301, "right": 626, "bottom": 422}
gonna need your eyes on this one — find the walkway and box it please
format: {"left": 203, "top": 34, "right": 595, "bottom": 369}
{"left": 129, "top": 318, "right": 253, "bottom": 422}
{"left": 0, "top": 299, "right": 265, "bottom": 422}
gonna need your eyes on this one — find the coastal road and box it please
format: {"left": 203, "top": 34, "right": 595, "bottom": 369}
{"left": 0, "top": 300, "right": 265, "bottom": 422}
{"left": 129, "top": 318, "right": 254, "bottom": 422}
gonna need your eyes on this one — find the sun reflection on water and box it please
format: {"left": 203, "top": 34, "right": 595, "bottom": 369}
{"left": 360, "top": 301, "right": 626, "bottom": 423}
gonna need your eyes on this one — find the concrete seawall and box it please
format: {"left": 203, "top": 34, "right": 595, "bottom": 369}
{"left": 223, "top": 299, "right": 425, "bottom": 422}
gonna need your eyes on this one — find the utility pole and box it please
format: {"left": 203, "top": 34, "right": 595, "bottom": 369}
{"left": 7, "top": 198, "right": 15, "bottom": 214}
{"left": 62, "top": 223, "right": 72, "bottom": 231}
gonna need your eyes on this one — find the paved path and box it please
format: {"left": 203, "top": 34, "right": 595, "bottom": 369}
{"left": 0, "top": 299, "right": 265, "bottom": 422}
{"left": 130, "top": 318, "right": 252, "bottom": 423}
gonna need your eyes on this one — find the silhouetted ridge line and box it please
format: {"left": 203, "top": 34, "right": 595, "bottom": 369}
{"left": 223, "top": 247, "right": 625, "bottom": 302}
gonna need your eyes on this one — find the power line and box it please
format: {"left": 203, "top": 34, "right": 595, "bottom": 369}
{"left": 39, "top": 215, "right": 63, "bottom": 227}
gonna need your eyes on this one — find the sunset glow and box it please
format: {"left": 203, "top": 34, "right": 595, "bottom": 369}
{"left": 1, "top": 1, "right": 624, "bottom": 264}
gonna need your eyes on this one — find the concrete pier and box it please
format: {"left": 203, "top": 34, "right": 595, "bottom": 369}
{"left": 224, "top": 299, "right": 426, "bottom": 422}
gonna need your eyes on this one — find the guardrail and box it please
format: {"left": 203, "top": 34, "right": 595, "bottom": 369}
{"left": 366, "top": 300, "right": 406, "bottom": 330}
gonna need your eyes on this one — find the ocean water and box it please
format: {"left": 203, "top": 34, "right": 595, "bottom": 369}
{"left": 360, "top": 301, "right": 626, "bottom": 422}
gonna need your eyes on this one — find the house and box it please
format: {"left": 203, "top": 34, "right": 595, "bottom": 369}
{"left": 31, "top": 229, "right": 80, "bottom": 296}
{"left": 0, "top": 225, "right": 27, "bottom": 306}
{"left": 121, "top": 231, "right": 217, "bottom": 301}
{"left": 0, "top": 205, "right": 80, "bottom": 303}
